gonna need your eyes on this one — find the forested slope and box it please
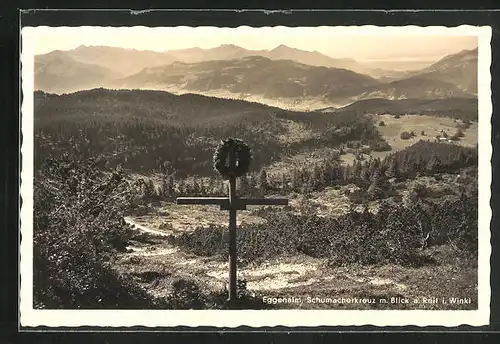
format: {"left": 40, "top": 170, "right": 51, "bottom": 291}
{"left": 34, "top": 88, "right": 388, "bottom": 176}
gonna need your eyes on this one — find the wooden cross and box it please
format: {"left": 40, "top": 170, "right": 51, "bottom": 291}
{"left": 176, "top": 142, "right": 288, "bottom": 303}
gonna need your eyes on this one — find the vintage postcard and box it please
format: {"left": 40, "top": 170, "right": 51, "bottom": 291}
{"left": 20, "top": 25, "right": 492, "bottom": 328}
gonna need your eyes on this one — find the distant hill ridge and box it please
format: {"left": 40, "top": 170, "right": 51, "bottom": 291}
{"left": 112, "top": 56, "right": 381, "bottom": 103}
{"left": 35, "top": 88, "right": 477, "bottom": 120}
{"left": 34, "top": 88, "right": 291, "bottom": 128}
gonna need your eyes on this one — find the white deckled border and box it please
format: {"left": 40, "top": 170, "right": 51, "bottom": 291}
{"left": 19, "top": 25, "right": 492, "bottom": 328}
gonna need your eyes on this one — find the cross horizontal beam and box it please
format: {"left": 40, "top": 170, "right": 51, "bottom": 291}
{"left": 176, "top": 197, "right": 288, "bottom": 210}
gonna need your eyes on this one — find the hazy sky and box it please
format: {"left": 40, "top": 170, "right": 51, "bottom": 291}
{"left": 26, "top": 26, "right": 478, "bottom": 61}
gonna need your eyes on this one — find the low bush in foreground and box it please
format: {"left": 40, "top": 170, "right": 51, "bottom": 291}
{"left": 33, "top": 155, "right": 158, "bottom": 309}
{"left": 168, "top": 193, "right": 477, "bottom": 267}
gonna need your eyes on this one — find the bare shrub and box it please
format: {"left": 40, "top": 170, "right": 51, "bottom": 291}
{"left": 400, "top": 131, "right": 412, "bottom": 140}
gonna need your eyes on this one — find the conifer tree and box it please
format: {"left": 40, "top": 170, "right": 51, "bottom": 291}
{"left": 340, "top": 165, "right": 349, "bottom": 184}
{"left": 352, "top": 160, "right": 362, "bottom": 180}
{"left": 311, "top": 165, "right": 322, "bottom": 191}
{"left": 400, "top": 152, "right": 410, "bottom": 174}
{"left": 458, "top": 149, "right": 467, "bottom": 165}
{"left": 414, "top": 154, "right": 422, "bottom": 171}
{"left": 258, "top": 169, "right": 269, "bottom": 195}
{"left": 239, "top": 174, "right": 250, "bottom": 197}
{"left": 177, "top": 179, "right": 186, "bottom": 195}
{"left": 162, "top": 175, "right": 174, "bottom": 198}
{"left": 368, "top": 167, "right": 381, "bottom": 196}
{"left": 370, "top": 166, "right": 382, "bottom": 184}
{"left": 367, "top": 158, "right": 378, "bottom": 178}
{"left": 385, "top": 156, "right": 400, "bottom": 179}
{"left": 247, "top": 173, "right": 257, "bottom": 195}
{"left": 329, "top": 163, "right": 342, "bottom": 185}
{"left": 192, "top": 177, "right": 200, "bottom": 195}
{"left": 280, "top": 173, "right": 288, "bottom": 192}
{"left": 426, "top": 154, "right": 442, "bottom": 173}
{"left": 360, "top": 163, "right": 370, "bottom": 183}
{"left": 144, "top": 179, "right": 156, "bottom": 199}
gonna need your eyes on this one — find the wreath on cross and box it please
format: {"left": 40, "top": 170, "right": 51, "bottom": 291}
{"left": 213, "top": 138, "right": 252, "bottom": 179}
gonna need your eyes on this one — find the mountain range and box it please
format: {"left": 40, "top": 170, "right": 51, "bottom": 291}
{"left": 112, "top": 56, "right": 382, "bottom": 103}
{"left": 34, "top": 44, "right": 478, "bottom": 108}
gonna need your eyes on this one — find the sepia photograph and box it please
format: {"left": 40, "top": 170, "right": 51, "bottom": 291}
{"left": 20, "top": 25, "right": 491, "bottom": 327}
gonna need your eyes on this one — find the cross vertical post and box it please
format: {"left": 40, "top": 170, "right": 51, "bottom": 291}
{"left": 228, "top": 146, "right": 238, "bottom": 302}
{"left": 176, "top": 138, "right": 288, "bottom": 305}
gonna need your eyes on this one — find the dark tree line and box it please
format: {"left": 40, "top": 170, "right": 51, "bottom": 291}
{"left": 137, "top": 140, "right": 477, "bottom": 206}
{"left": 35, "top": 114, "right": 287, "bottom": 177}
